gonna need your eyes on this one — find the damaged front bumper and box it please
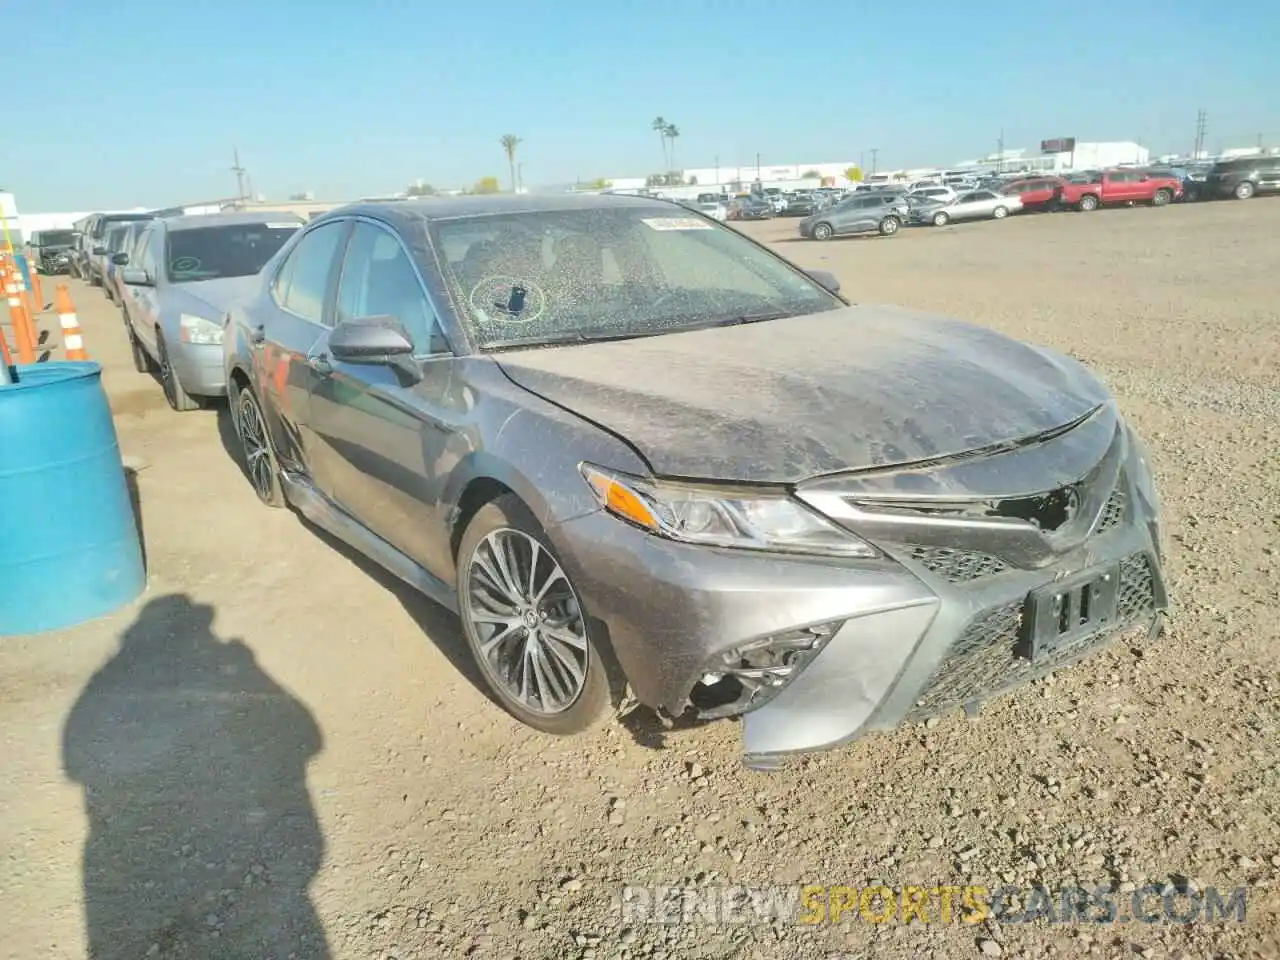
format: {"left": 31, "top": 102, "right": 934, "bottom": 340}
{"left": 552, "top": 407, "right": 1168, "bottom": 769}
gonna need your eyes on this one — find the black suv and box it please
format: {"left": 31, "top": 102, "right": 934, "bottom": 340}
{"left": 27, "top": 229, "right": 78, "bottom": 274}
{"left": 1203, "top": 155, "right": 1280, "bottom": 200}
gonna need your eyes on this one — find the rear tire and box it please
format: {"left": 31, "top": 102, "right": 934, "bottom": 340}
{"left": 126, "top": 320, "right": 151, "bottom": 374}
{"left": 1078, "top": 194, "right": 1100, "bottom": 211}
{"left": 1234, "top": 181, "right": 1255, "bottom": 200}
{"left": 992, "top": 206, "right": 1009, "bottom": 219}
{"left": 457, "top": 494, "right": 620, "bottom": 735}
{"left": 932, "top": 211, "right": 950, "bottom": 227}
{"left": 879, "top": 216, "right": 901, "bottom": 236}
{"left": 812, "top": 222, "right": 834, "bottom": 241}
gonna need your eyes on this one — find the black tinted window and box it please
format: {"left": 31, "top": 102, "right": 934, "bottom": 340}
{"left": 166, "top": 222, "right": 301, "bottom": 283}
{"left": 280, "top": 222, "right": 347, "bottom": 323}
{"left": 36, "top": 231, "right": 76, "bottom": 246}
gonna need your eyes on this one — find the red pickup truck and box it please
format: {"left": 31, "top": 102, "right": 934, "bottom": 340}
{"left": 1059, "top": 169, "right": 1183, "bottom": 211}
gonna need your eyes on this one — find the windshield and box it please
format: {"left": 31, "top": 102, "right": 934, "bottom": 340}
{"left": 93, "top": 214, "right": 151, "bottom": 239}
{"left": 430, "top": 206, "right": 842, "bottom": 349}
{"left": 36, "top": 230, "right": 76, "bottom": 247}
{"left": 165, "top": 222, "right": 301, "bottom": 283}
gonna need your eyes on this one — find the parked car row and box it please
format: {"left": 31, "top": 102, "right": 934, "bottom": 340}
{"left": 73, "top": 209, "right": 306, "bottom": 410}
{"left": 787, "top": 159, "right": 1271, "bottom": 241}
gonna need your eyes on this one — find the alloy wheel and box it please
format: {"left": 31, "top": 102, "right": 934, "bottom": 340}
{"left": 464, "top": 529, "right": 589, "bottom": 715}
{"left": 236, "top": 390, "right": 276, "bottom": 502}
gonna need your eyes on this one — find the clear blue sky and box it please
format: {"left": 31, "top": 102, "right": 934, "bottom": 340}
{"left": 6, "top": 0, "right": 1275, "bottom": 211}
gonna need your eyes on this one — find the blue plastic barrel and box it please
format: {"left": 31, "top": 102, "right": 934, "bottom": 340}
{"left": 0, "top": 362, "right": 146, "bottom": 635}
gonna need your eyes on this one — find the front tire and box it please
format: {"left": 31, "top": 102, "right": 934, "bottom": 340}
{"left": 1152, "top": 188, "right": 1173, "bottom": 206}
{"left": 156, "top": 333, "right": 200, "bottom": 412}
{"left": 812, "top": 222, "right": 834, "bottom": 241}
{"left": 1234, "top": 181, "right": 1255, "bottom": 200}
{"left": 457, "top": 495, "right": 617, "bottom": 735}
{"left": 234, "top": 383, "right": 285, "bottom": 508}
{"left": 879, "top": 215, "right": 901, "bottom": 236}
{"left": 932, "top": 211, "right": 950, "bottom": 227}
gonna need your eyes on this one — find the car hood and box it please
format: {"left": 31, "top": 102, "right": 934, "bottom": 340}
{"left": 494, "top": 305, "right": 1110, "bottom": 484}
{"left": 166, "top": 276, "right": 260, "bottom": 318}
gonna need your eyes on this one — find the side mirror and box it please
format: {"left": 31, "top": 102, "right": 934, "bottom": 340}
{"left": 329, "top": 315, "right": 416, "bottom": 364}
{"left": 111, "top": 252, "right": 129, "bottom": 266}
{"left": 807, "top": 269, "right": 841, "bottom": 295}
{"left": 121, "top": 268, "right": 152, "bottom": 286}
{"left": 92, "top": 246, "right": 108, "bottom": 256}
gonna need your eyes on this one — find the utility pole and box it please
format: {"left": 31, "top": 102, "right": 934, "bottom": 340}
{"left": 714, "top": 155, "right": 720, "bottom": 187}
{"left": 755, "top": 153, "right": 761, "bottom": 179}
{"left": 231, "top": 148, "right": 248, "bottom": 205}
{"left": 1258, "top": 132, "right": 1264, "bottom": 152}
{"left": 1192, "top": 109, "right": 1207, "bottom": 159}
{"left": 870, "top": 148, "right": 878, "bottom": 175}
{"left": 997, "top": 129, "right": 1004, "bottom": 171}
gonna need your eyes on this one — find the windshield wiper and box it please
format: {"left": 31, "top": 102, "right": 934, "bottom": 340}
{"left": 484, "top": 328, "right": 669, "bottom": 351}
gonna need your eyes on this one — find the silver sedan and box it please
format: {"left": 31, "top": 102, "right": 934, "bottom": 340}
{"left": 914, "top": 189, "right": 1024, "bottom": 226}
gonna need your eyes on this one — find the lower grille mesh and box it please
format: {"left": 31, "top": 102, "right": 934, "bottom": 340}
{"left": 906, "top": 552, "right": 1158, "bottom": 720}
{"left": 909, "top": 545, "right": 1009, "bottom": 582}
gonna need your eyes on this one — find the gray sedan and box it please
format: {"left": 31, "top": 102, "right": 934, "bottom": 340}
{"left": 912, "top": 189, "right": 1024, "bottom": 226}
{"left": 119, "top": 212, "right": 304, "bottom": 410}
{"left": 223, "top": 195, "right": 1168, "bottom": 769}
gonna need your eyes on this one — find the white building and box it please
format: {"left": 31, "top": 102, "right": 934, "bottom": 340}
{"left": 599, "top": 161, "right": 862, "bottom": 198}
{"left": 955, "top": 141, "right": 1149, "bottom": 175}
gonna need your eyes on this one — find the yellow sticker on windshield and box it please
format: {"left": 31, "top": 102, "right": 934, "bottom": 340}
{"left": 641, "top": 217, "right": 715, "bottom": 231}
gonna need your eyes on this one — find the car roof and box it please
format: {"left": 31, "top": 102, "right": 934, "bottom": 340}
{"left": 319, "top": 193, "right": 681, "bottom": 230}
{"left": 161, "top": 211, "right": 308, "bottom": 232}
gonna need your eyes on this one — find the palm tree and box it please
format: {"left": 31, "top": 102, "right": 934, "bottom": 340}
{"left": 664, "top": 123, "right": 680, "bottom": 169}
{"left": 500, "top": 134, "right": 523, "bottom": 192}
{"left": 651, "top": 116, "right": 669, "bottom": 168}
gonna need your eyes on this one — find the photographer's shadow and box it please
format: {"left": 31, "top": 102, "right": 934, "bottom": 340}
{"left": 62, "top": 594, "right": 330, "bottom": 959}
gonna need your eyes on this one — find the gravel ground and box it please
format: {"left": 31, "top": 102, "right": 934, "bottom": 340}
{"left": 0, "top": 199, "right": 1277, "bottom": 960}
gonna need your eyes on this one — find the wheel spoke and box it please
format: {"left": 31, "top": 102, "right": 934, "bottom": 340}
{"left": 479, "top": 621, "right": 523, "bottom": 658}
{"left": 474, "top": 548, "right": 523, "bottom": 607}
{"left": 541, "top": 632, "right": 586, "bottom": 688}
{"left": 542, "top": 623, "right": 587, "bottom": 652}
{"left": 489, "top": 538, "right": 527, "bottom": 604}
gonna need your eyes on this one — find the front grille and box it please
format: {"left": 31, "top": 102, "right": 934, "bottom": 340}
{"left": 905, "top": 551, "right": 1157, "bottom": 720}
{"left": 909, "top": 545, "right": 1009, "bottom": 583}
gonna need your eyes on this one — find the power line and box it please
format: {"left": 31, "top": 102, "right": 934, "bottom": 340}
{"left": 1192, "top": 109, "right": 1208, "bottom": 159}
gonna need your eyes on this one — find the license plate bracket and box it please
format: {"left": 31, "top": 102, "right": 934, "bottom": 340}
{"left": 1020, "top": 562, "right": 1121, "bottom": 661}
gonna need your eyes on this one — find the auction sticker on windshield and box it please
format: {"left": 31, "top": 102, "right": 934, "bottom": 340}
{"left": 641, "top": 218, "right": 714, "bottom": 231}
{"left": 266, "top": 223, "right": 301, "bottom": 229}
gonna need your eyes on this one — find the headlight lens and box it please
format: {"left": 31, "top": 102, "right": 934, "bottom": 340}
{"left": 179, "top": 313, "right": 223, "bottom": 345}
{"left": 580, "top": 464, "right": 877, "bottom": 559}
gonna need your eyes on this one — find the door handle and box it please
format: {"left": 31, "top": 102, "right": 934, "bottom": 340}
{"left": 249, "top": 324, "right": 266, "bottom": 345}
{"left": 308, "top": 353, "right": 332, "bottom": 374}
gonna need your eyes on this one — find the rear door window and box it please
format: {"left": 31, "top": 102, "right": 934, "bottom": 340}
{"left": 278, "top": 222, "right": 348, "bottom": 324}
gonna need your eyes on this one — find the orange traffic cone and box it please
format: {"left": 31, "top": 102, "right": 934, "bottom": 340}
{"left": 54, "top": 284, "right": 88, "bottom": 361}
{"left": 3, "top": 260, "right": 36, "bottom": 364}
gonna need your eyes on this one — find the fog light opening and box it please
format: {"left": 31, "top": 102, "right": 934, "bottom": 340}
{"left": 693, "top": 620, "right": 843, "bottom": 719}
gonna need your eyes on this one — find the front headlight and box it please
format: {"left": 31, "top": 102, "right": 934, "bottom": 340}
{"left": 179, "top": 313, "right": 223, "bottom": 345}
{"left": 580, "top": 464, "right": 877, "bottom": 559}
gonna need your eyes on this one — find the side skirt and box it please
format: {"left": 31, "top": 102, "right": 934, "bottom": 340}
{"left": 279, "top": 471, "right": 459, "bottom": 614}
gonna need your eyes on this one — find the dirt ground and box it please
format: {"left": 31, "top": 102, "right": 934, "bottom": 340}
{"left": 1, "top": 200, "right": 1277, "bottom": 960}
